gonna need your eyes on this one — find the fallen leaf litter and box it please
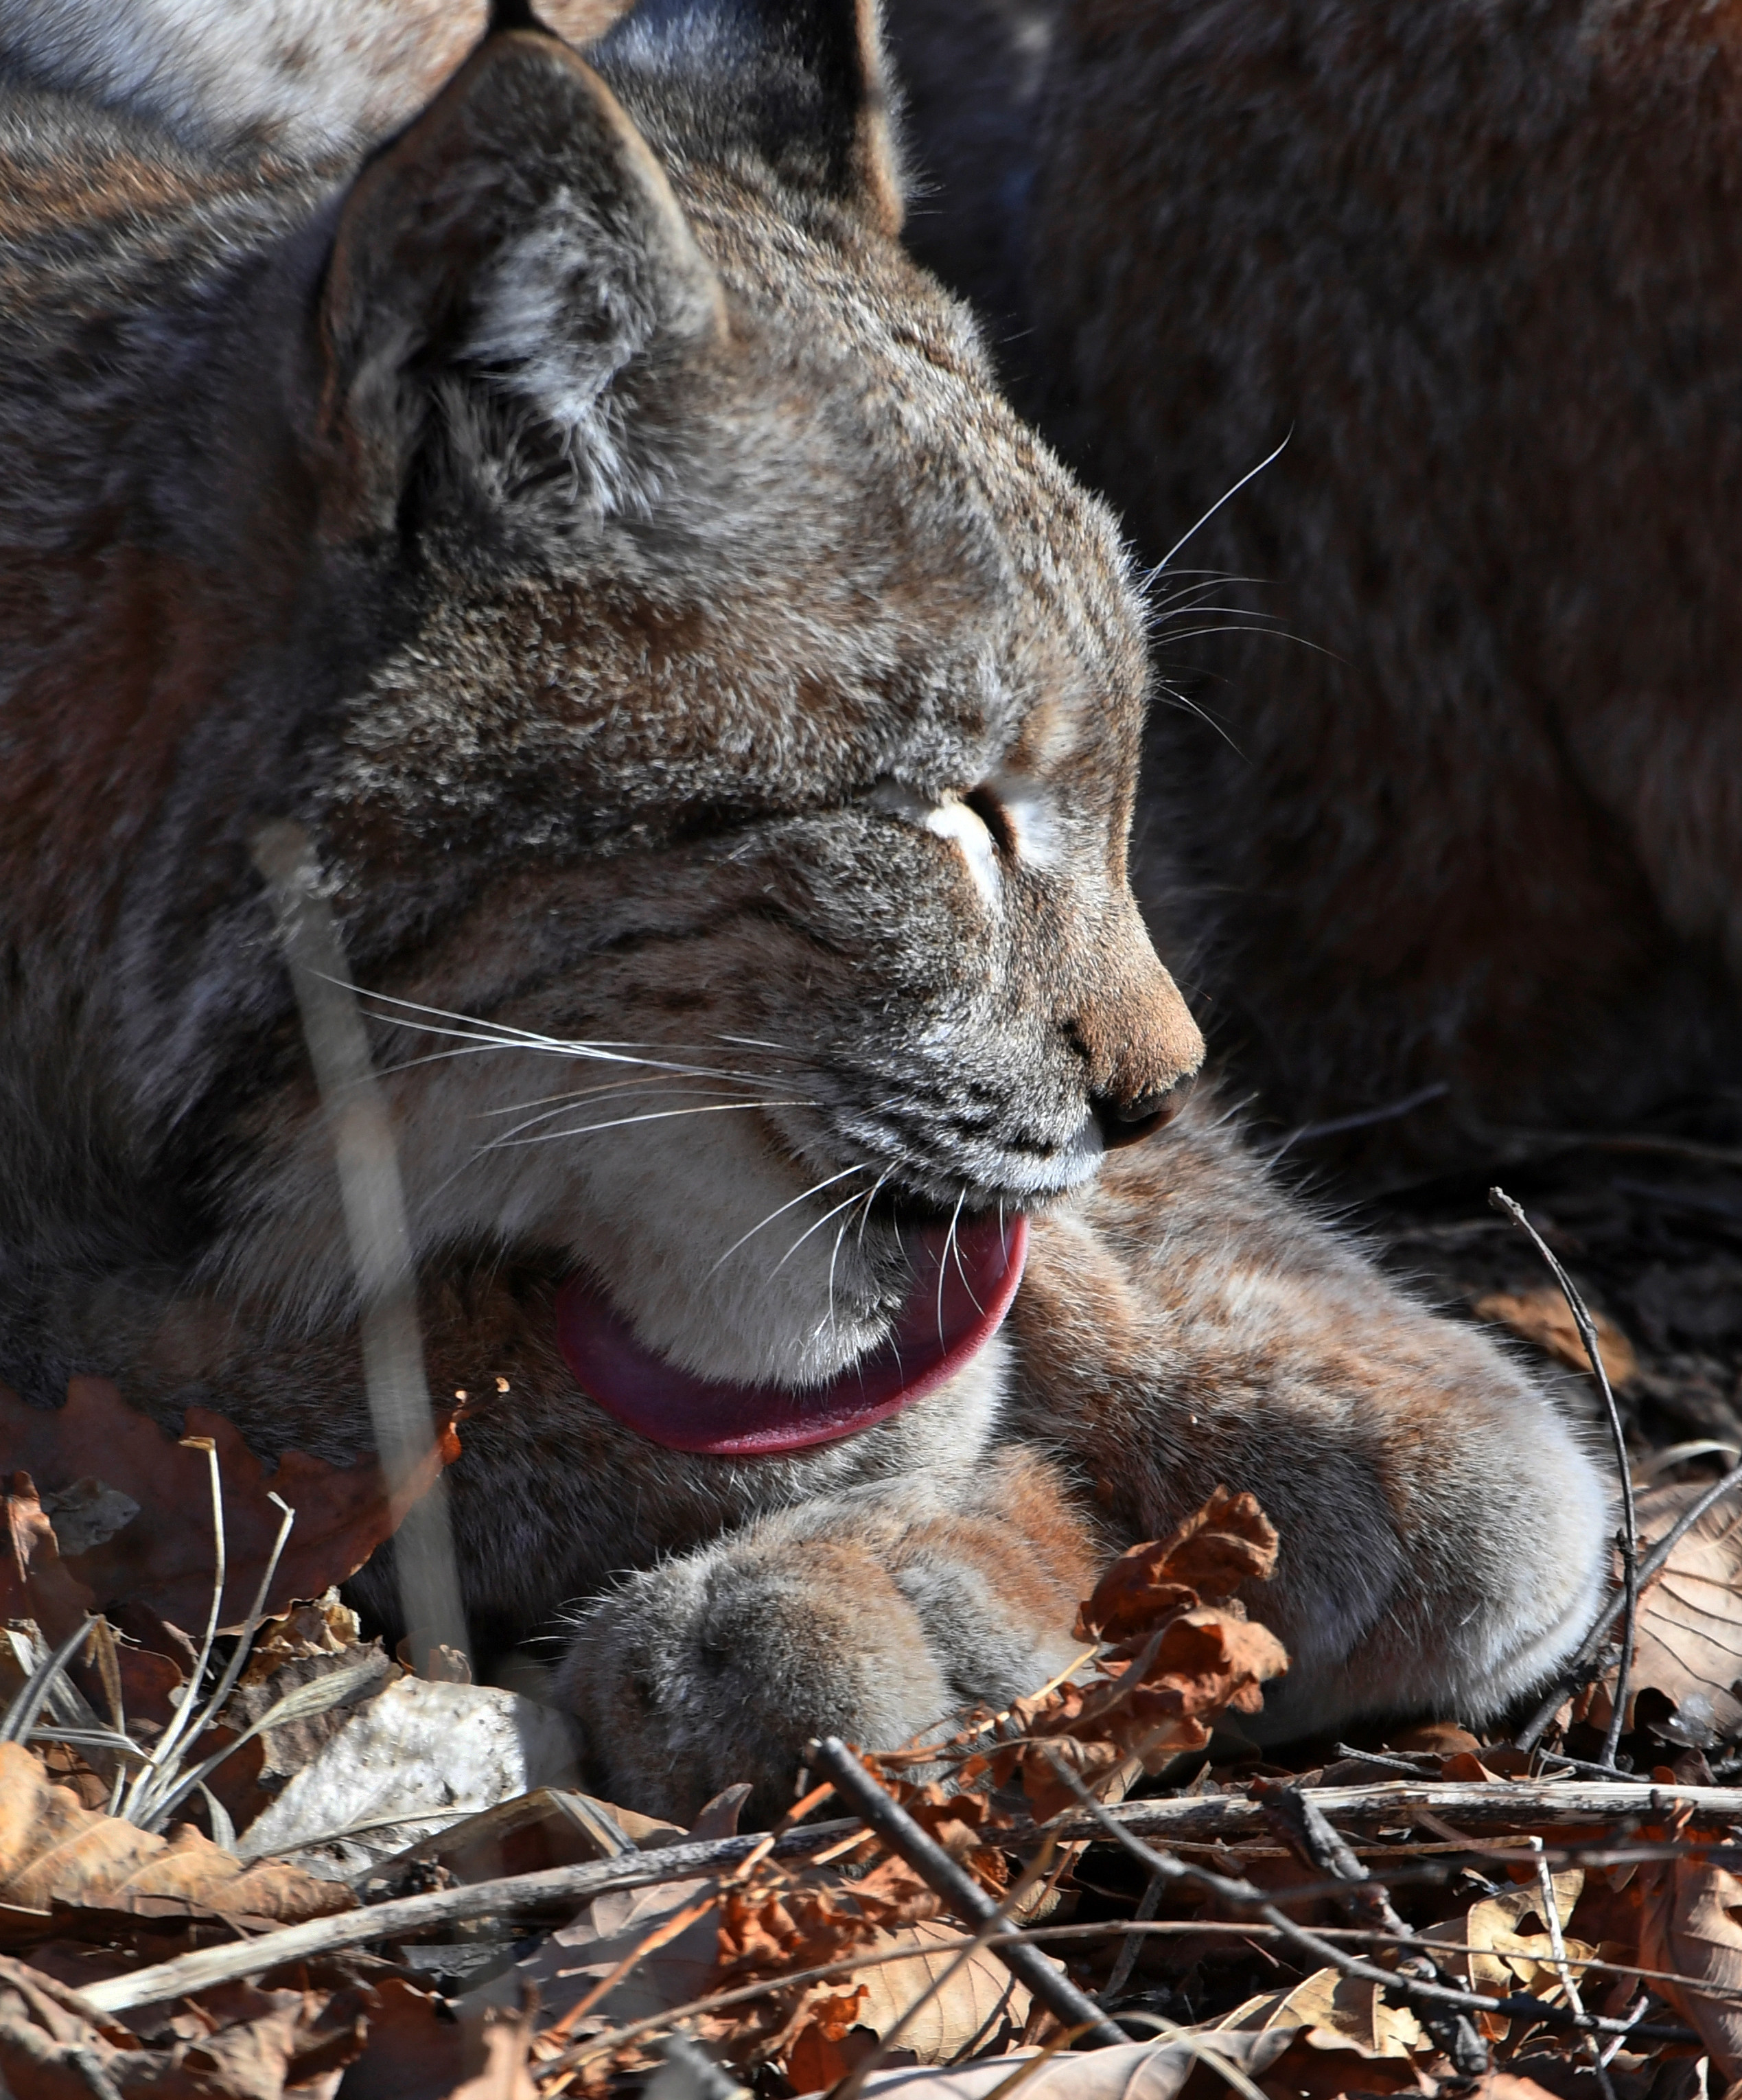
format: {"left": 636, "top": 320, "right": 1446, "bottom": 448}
{"left": 5, "top": 1138, "right": 1742, "bottom": 2096}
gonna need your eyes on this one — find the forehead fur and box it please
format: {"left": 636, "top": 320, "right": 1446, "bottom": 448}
{"left": 329, "top": 142, "right": 1149, "bottom": 849}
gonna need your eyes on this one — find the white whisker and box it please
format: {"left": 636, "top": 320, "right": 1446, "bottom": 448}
{"left": 703, "top": 1164, "right": 870, "bottom": 1280}
{"left": 1146, "top": 430, "right": 1291, "bottom": 577}
{"left": 769, "top": 1183, "right": 876, "bottom": 1278}
{"left": 480, "top": 1100, "right": 815, "bottom": 1152}
{"left": 937, "top": 1188, "right": 966, "bottom": 1350}
{"left": 478, "top": 1085, "right": 757, "bottom": 1151}
{"left": 950, "top": 1205, "right": 986, "bottom": 1317}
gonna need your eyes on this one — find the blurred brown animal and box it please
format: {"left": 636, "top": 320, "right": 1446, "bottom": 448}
{"left": 888, "top": 0, "right": 1742, "bottom": 1172}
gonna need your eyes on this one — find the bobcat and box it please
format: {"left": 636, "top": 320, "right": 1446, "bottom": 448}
{"left": 887, "top": 0, "right": 1742, "bottom": 1174}
{"left": 0, "top": 0, "right": 1606, "bottom": 1820}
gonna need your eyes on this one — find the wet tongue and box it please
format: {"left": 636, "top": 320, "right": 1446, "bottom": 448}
{"left": 555, "top": 1214, "right": 1028, "bottom": 1456}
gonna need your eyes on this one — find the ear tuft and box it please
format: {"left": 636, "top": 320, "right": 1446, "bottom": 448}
{"left": 315, "top": 31, "right": 722, "bottom": 539}
{"left": 600, "top": 0, "right": 903, "bottom": 235}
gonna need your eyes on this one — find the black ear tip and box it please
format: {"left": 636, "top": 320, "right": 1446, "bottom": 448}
{"left": 490, "top": 0, "right": 553, "bottom": 32}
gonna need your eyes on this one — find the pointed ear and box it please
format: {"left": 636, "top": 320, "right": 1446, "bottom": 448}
{"left": 599, "top": 0, "right": 903, "bottom": 235}
{"left": 314, "top": 29, "right": 723, "bottom": 539}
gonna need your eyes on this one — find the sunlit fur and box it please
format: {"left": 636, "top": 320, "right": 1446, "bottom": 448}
{"left": 0, "top": 0, "right": 1606, "bottom": 1820}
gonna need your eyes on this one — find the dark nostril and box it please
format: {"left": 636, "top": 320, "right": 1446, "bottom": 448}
{"left": 1091, "top": 1084, "right": 1188, "bottom": 1150}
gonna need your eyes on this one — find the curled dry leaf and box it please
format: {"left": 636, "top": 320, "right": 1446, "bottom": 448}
{"left": 988, "top": 1492, "right": 1288, "bottom": 1819}
{"left": 846, "top": 1917, "right": 1036, "bottom": 2064}
{"left": 1638, "top": 1855, "right": 1742, "bottom": 2078}
{"left": 1076, "top": 1486, "right": 1280, "bottom": 1643}
{"left": 1431, "top": 1870, "right": 1591, "bottom": 2039}
{"left": 1573, "top": 1481, "right": 1742, "bottom": 1744}
{"left": 0, "top": 1376, "right": 463, "bottom": 1631}
{"left": 1, "top": 1470, "right": 95, "bottom": 1641}
{"left": 715, "top": 1867, "right": 1041, "bottom": 2076}
{"left": 1210, "top": 1965, "right": 1447, "bottom": 2100}
{"left": 0, "top": 1952, "right": 372, "bottom": 2100}
{"left": 0, "top": 1741, "right": 351, "bottom": 1928}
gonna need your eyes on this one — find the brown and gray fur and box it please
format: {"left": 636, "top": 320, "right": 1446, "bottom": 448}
{"left": 887, "top": 0, "right": 1742, "bottom": 1173}
{"left": 0, "top": 0, "right": 1605, "bottom": 1821}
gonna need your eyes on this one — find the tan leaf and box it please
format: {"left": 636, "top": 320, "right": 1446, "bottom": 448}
{"left": 0, "top": 1377, "right": 462, "bottom": 1632}
{"left": 1211, "top": 1965, "right": 1427, "bottom": 2057}
{"left": 1436, "top": 1869, "right": 1586, "bottom": 2000}
{"left": 847, "top": 1916, "right": 1036, "bottom": 2066}
{"left": 0, "top": 1741, "right": 349, "bottom": 1926}
{"left": 1639, "top": 1857, "right": 1742, "bottom": 2076}
{"left": 1474, "top": 1289, "right": 1637, "bottom": 1385}
{"left": 787, "top": 2029, "right": 1299, "bottom": 2100}
{"left": 1578, "top": 1482, "right": 1742, "bottom": 1742}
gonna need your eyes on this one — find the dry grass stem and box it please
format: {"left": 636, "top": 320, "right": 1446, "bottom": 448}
{"left": 252, "top": 819, "right": 468, "bottom": 1667}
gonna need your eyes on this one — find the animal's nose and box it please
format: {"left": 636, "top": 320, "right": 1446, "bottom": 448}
{"left": 1091, "top": 1079, "right": 1192, "bottom": 1150}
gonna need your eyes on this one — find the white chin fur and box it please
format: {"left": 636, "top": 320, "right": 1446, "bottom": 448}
{"left": 227, "top": 1043, "right": 1034, "bottom": 1390}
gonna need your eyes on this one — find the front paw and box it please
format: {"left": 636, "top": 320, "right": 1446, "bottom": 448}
{"left": 553, "top": 1477, "right": 1092, "bottom": 1825}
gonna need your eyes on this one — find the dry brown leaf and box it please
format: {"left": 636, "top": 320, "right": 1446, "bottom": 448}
{"left": 1474, "top": 1288, "right": 1638, "bottom": 1385}
{"left": 1, "top": 1472, "right": 96, "bottom": 1643}
{"left": 1575, "top": 1481, "right": 1742, "bottom": 1743}
{"left": 472, "top": 1874, "right": 719, "bottom": 2038}
{"left": 0, "top": 1377, "right": 462, "bottom": 1631}
{"left": 783, "top": 1985, "right": 874, "bottom": 2092}
{"left": 1212, "top": 1965, "right": 1428, "bottom": 2057}
{"left": 1436, "top": 1870, "right": 1586, "bottom": 1996}
{"left": 1076, "top": 1486, "right": 1279, "bottom": 1642}
{"left": 997, "top": 1604, "right": 1288, "bottom": 1820}
{"left": 0, "top": 1950, "right": 369, "bottom": 2099}
{"left": 1639, "top": 1856, "right": 1742, "bottom": 2077}
{"left": 787, "top": 2029, "right": 1300, "bottom": 2100}
{"left": 0, "top": 1742, "right": 350, "bottom": 1928}
{"left": 848, "top": 1916, "right": 1035, "bottom": 2065}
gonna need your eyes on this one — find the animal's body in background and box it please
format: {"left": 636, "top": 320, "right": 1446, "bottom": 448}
{"left": 0, "top": 0, "right": 1605, "bottom": 1819}
{"left": 887, "top": 0, "right": 1742, "bottom": 1174}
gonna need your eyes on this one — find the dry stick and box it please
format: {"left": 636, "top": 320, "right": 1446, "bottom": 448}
{"left": 1489, "top": 1186, "right": 1638, "bottom": 1768}
{"left": 828, "top": 1838, "right": 1063, "bottom": 2100}
{"left": 1518, "top": 1459, "right": 1742, "bottom": 1751}
{"left": 1257, "top": 1782, "right": 1487, "bottom": 2077}
{"left": 75, "top": 1779, "right": 1742, "bottom": 2016}
{"left": 531, "top": 1913, "right": 1725, "bottom": 2081}
{"left": 1529, "top": 1836, "right": 1614, "bottom": 2100}
{"left": 1101, "top": 1873, "right": 1164, "bottom": 2005}
{"left": 251, "top": 822, "right": 468, "bottom": 1667}
{"left": 809, "top": 1737, "right": 1128, "bottom": 2050}
{"left": 1041, "top": 1753, "right": 1679, "bottom": 2046}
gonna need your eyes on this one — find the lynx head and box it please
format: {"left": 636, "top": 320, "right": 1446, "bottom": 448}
{"left": 140, "top": 0, "right": 1202, "bottom": 1451}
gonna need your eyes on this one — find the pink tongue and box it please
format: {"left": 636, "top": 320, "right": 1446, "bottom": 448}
{"left": 555, "top": 1213, "right": 1028, "bottom": 1456}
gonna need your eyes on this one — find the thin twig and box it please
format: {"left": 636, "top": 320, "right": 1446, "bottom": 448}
{"left": 1490, "top": 1186, "right": 1638, "bottom": 1766}
{"left": 1102, "top": 1872, "right": 1163, "bottom": 2005}
{"left": 536, "top": 1913, "right": 1719, "bottom": 2079}
{"left": 1516, "top": 1460, "right": 1742, "bottom": 1751}
{"left": 810, "top": 1737, "right": 1127, "bottom": 2049}
{"left": 252, "top": 822, "right": 467, "bottom": 1665}
{"left": 831, "top": 1839, "right": 1061, "bottom": 2100}
{"left": 1043, "top": 1753, "right": 1680, "bottom": 2044}
{"left": 75, "top": 1777, "right": 1742, "bottom": 2015}
{"left": 1257, "top": 1780, "right": 1486, "bottom": 2075}
{"left": 1530, "top": 1836, "right": 1614, "bottom": 2100}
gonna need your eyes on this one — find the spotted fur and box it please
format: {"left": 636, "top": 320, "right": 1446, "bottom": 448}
{"left": 0, "top": 0, "right": 1606, "bottom": 1820}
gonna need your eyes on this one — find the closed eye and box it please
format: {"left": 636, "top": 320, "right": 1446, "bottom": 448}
{"left": 963, "top": 783, "right": 1015, "bottom": 857}
{"left": 866, "top": 778, "right": 1001, "bottom": 902}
